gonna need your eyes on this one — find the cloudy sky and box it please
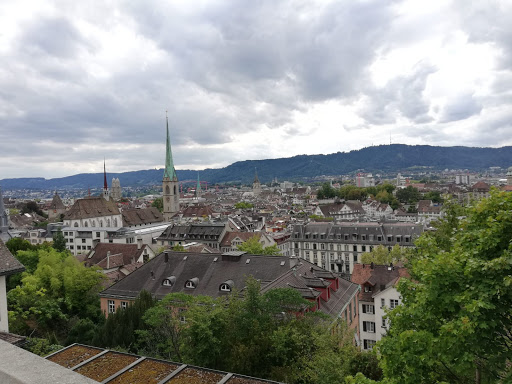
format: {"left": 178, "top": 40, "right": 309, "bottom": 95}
{"left": 1, "top": 0, "right": 511, "bottom": 179}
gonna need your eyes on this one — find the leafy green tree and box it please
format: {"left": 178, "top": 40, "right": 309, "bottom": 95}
{"left": 94, "top": 290, "right": 156, "bottom": 351}
{"left": 5, "top": 237, "right": 35, "bottom": 255}
{"left": 234, "top": 202, "right": 254, "bottom": 209}
{"left": 52, "top": 230, "right": 66, "bottom": 252}
{"left": 395, "top": 186, "right": 421, "bottom": 204}
{"left": 360, "top": 245, "right": 410, "bottom": 265}
{"left": 8, "top": 248, "right": 105, "bottom": 338}
{"left": 317, "top": 182, "right": 337, "bottom": 199}
{"left": 378, "top": 190, "right": 512, "bottom": 383}
{"left": 237, "top": 235, "right": 281, "bottom": 255}
{"left": 172, "top": 244, "right": 186, "bottom": 252}
{"left": 151, "top": 197, "right": 163, "bottom": 212}
{"left": 423, "top": 190, "right": 443, "bottom": 203}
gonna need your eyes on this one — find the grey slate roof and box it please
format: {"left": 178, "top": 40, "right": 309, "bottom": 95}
{"left": 0, "top": 239, "right": 25, "bottom": 276}
{"left": 122, "top": 207, "right": 163, "bottom": 226}
{"left": 100, "top": 251, "right": 360, "bottom": 319}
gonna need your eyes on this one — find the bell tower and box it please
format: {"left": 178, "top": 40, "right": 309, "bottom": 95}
{"left": 162, "top": 112, "right": 180, "bottom": 220}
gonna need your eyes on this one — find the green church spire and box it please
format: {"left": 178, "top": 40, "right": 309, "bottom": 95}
{"left": 195, "top": 172, "right": 201, "bottom": 197}
{"left": 163, "top": 113, "right": 178, "bottom": 181}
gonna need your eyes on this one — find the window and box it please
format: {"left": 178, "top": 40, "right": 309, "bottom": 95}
{"left": 345, "top": 264, "right": 350, "bottom": 273}
{"left": 313, "top": 244, "right": 317, "bottom": 250}
{"left": 353, "top": 245, "right": 358, "bottom": 252}
{"left": 363, "top": 339, "right": 376, "bottom": 350}
{"left": 69, "top": 238, "right": 73, "bottom": 243}
{"left": 362, "top": 245, "right": 366, "bottom": 252}
{"left": 348, "top": 303, "right": 352, "bottom": 320}
{"left": 362, "top": 304, "right": 375, "bottom": 314}
{"left": 305, "top": 243, "right": 309, "bottom": 249}
{"left": 185, "top": 281, "right": 195, "bottom": 289}
{"left": 344, "top": 245, "right": 349, "bottom": 251}
{"left": 381, "top": 298, "right": 385, "bottom": 308}
{"left": 345, "top": 254, "right": 349, "bottom": 262}
{"left": 121, "top": 301, "right": 128, "bottom": 309}
{"left": 390, "top": 299, "right": 399, "bottom": 309}
{"left": 96, "top": 232, "right": 100, "bottom": 237}
{"left": 353, "top": 254, "right": 358, "bottom": 262}
{"left": 108, "top": 300, "right": 115, "bottom": 314}
{"left": 220, "top": 283, "right": 231, "bottom": 292}
{"left": 363, "top": 321, "right": 375, "bottom": 333}
{"left": 387, "top": 236, "right": 392, "bottom": 242}
{"left": 179, "top": 308, "right": 186, "bottom": 323}
{"left": 321, "top": 243, "right": 325, "bottom": 250}
{"left": 82, "top": 239, "right": 86, "bottom": 243}
{"left": 364, "top": 285, "right": 372, "bottom": 292}
{"left": 381, "top": 318, "right": 387, "bottom": 328}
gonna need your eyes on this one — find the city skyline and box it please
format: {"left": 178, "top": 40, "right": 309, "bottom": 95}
{"left": 1, "top": 0, "right": 511, "bottom": 179}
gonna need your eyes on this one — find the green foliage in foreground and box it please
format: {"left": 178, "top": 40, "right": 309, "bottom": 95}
{"left": 7, "top": 248, "right": 105, "bottom": 339}
{"left": 92, "top": 279, "right": 381, "bottom": 383}
{"left": 377, "top": 190, "right": 512, "bottom": 383}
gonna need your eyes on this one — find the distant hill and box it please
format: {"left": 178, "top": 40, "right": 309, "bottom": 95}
{"left": 2, "top": 144, "right": 512, "bottom": 189}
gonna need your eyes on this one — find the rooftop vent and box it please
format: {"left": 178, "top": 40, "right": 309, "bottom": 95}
{"left": 213, "top": 257, "right": 218, "bottom": 262}
{"left": 246, "top": 259, "right": 251, "bottom": 264}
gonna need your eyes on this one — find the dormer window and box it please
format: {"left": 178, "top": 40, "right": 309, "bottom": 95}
{"left": 364, "top": 285, "right": 373, "bottom": 292}
{"left": 219, "top": 279, "right": 234, "bottom": 292}
{"left": 162, "top": 276, "right": 176, "bottom": 287}
{"left": 185, "top": 277, "right": 199, "bottom": 289}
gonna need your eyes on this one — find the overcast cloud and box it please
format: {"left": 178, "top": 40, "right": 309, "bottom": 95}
{"left": 0, "top": 0, "right": 511, "bottom": 179}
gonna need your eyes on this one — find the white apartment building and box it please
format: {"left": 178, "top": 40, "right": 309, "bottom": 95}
{"left": 351, "top": 263, "right": 406, "bottom": 351}
{"left": 291, "top": 222, "right": 423, "bottom": 274}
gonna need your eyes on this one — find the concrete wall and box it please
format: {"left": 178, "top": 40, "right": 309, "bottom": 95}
{"left": 0, "top": 275, "right": 8, "bottom": 332}
{"left": 0, "top": 340, "right": 96, "bottom": 384}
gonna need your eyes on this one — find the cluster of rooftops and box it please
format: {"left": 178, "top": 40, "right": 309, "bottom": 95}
{"left": 100, "top": 250, "right": 359, "bottom": 316}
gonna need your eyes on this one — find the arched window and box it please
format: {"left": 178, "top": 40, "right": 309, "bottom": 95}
{"left": 100, "top": 220, "right": 103, "bottom": 227}
{"left": 106, "top": 219, "right": 111, "bottom": 227}
{"left": 74, "top": 222, "right": 78, "bottom": 227}
{"left": 84, "top": 221, "right": 88, "bottom": 227}
{"left": 174, "top": 185, "right": 177, "bottom": 195}
{"left": 92, "top": 220, "right": 96, "bottom": 227}
{"left": 165, "top": 185, "right": 170, "bottom": 194}
{"left": 220, "top": 284, "right": 231, "bottom": 292}
{"left": 113, "top": 218, "right": 118, "bottom": 227}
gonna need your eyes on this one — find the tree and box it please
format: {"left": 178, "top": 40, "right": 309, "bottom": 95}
{"left": 395, "top": 186, "right": 421, "bottom": 204}
{"left": 378, "top": 190, "right": 512, "bottom": 383}
{"left": 7, "top": 248, "right": 105, "bottom": 338}
{"left": 360, "top": 245, "right": 410, "bottom": 265}
{"left": 52, "top": 230, "right": 66, "bottom": 252}
{"left": 317, "top": 182, "right": 337, "bottom": 199}
{"left": 237, "top": 236, "right": 281, "bottom": 255}
{"left": 151, "top": 197, "right": 163, "bottom": 212}
{"left": 234, "top": 202, "right": 254, "bottom": 209}
{"left": 423, "top": 190, "right": 443, "bottom": 204}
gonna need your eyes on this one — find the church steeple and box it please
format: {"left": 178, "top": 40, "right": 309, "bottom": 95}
{"left": 253, "top": 167, "right": 261, "bottom": 196}
{"left": 162, "top": 112, "right": 180, "bottom": 220}
{"left": 163, "top": 113, "right": 178, "bottom": 181}
{"left": 195, "top": 172, "right": 202, "bottom": 198}
{"left": 102, "top": 159, "right": 110, "bottom": 201}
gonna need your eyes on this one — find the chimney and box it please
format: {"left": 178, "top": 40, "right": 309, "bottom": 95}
{"left": 137, "top": 237, "right": 142, "bottom": 250}
{"left": 289, "top": 256, "right": 298, "bottom": 269}
{"left": 164, "top": 251, "right": 169, "bottom": 263}
{"left": 107, "top": 251, "right": 110, "bottom": 269}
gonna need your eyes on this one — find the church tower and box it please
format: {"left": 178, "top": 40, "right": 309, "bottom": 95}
{"left": 102, "top": 159, "right": 110, "bottom": 201}
{"left": 195, "top": 172, "right": 202, "bottom": 199}
{"left": 253, "top": 168, "right": 261, "bottom": 196}
{"left": 163, "top": 113, "right": 180, "bottom": 220}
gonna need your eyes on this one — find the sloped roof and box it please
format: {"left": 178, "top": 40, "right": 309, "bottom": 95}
{"left": 49, "top": 192, "right": 65, "bottom": 210}
{"left": 64, "top": 197, "right": 120, "bottom": 220}
{"left": 351, "top": 264, "right": 409, "bottom": 301}
{"left": 122, "top": 207, "right": 163, "bottom": 226}
{"left": 0, "top": 239, "right": 25, "bottom": 276}
{"left": 220, "top": 232, "right": 261, "bottom": 247}
{"left": 180, "top": 204, "right": 214, "bottom": 218}
{"left": 84, "top": 243, "right": 146, "bottom": 269}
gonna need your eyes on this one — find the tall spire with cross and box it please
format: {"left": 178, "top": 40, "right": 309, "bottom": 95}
{"left": 163, "top": 111, "right": 178, "bottom": 181}
{"left": 102, "top": 158, "right": 110, "bottom": 201}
